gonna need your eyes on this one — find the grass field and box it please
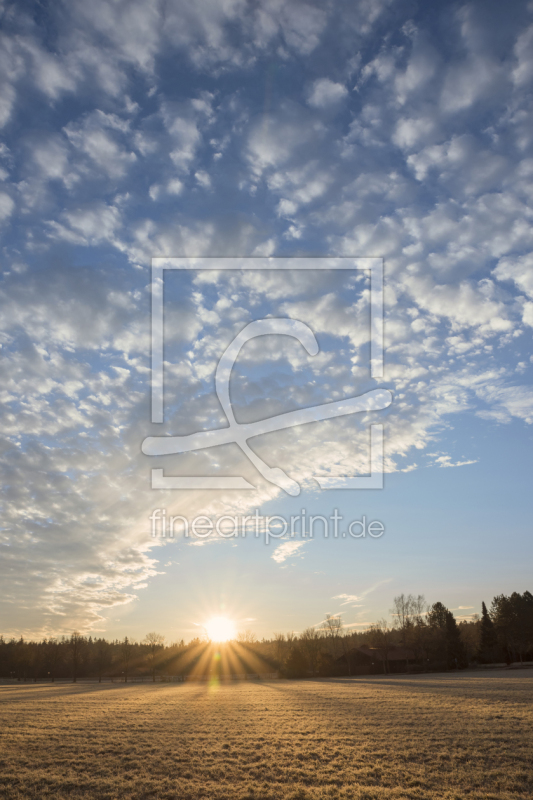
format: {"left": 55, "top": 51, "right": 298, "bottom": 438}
{"left": 1, "top": 670, "right": 532, "bottom": 800}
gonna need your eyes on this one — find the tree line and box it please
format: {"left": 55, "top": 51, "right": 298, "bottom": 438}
{"left": 273, "top": 591, "right": 532, "bottom": 677}
{"left": 1, "top": 591, "right": 531, "bottom": 681}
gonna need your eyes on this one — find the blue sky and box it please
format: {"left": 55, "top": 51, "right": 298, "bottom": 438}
{"left": 1, "top": 0, "right": 533, "bottom": 641}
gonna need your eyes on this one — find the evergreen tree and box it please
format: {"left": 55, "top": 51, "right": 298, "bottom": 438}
{"left": 445, "top": 610, "right": 467, "bottom": 669}
{"left": 428, "top": 601, "right": 467, "bottom": 669}
{"left": 492, "top": 591, "right": 533, "bottom": 663}
{"left": 478, "top": 601, "right": 498, "bottom": 663}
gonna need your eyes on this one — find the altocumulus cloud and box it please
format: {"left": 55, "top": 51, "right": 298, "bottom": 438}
{"left": 0, "top": 0, "right": 532, "bottom": 635}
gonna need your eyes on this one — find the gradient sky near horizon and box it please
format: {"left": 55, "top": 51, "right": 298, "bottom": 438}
{"left": 1, "top": 0, "right": 533, "bottom": 643}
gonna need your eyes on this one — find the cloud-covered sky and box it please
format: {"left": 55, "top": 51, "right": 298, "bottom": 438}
{"left": 1, "top": 0, "right": 532, "bottom": 640}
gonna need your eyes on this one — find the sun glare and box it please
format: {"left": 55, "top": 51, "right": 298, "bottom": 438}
{"left": 204, "top": 616, "right": 237, "bottom": 642}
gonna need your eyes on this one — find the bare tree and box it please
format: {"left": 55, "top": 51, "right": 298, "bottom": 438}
{"left": 143, "top": 632, "right": 165, "bottom": 681}
{"left": 391, "top": 594, "right": 427, "bottom": 669}
{"left": 322, "top": 615, "right": 343, "bottom": 662}
{"left": 237, "top": 630, "right": 257, "bottom": 644}
{"left": 410, "top": 595, "right": 430, "bottom": 665}
{"left": 391, "top": 594, "right": 411, "bottom": 633}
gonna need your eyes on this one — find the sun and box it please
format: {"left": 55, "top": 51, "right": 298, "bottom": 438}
{"left": 204, "top": 616, "right": 237, "bottom": 643}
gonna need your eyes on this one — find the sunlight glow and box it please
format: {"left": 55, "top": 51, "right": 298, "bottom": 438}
{"left": 204, "top": 616, "right": 237, "bottom": 642}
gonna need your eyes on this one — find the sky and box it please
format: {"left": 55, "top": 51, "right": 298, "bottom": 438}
{"left": 1, "top": 0, "right": 533, "bottom": 643}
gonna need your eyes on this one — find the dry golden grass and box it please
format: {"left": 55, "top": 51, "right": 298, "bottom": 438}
{"left": 1, "top": 670, "right": 532, "bottom": 799}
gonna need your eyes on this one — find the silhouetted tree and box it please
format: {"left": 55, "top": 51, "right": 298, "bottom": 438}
{"left": 120, "top": 637, "right": 134, "bottom": 682}
{"left": 284, "top": 644, "right": 308, "bottom": 678}
{"left": 428, "top": 602, "right": 467, "bottom": 668}
{"left": 391, "top": 594, "right": 427, "bottom": 668}
{"left": 1, "top": 587, "right": 531, "bottom": 682}
{"left": 94, "top": 638, "right": 111, "bottom": 683}
{"left": 272, "top": 632, "right": 287, "bottom": 672}
{"left": 143, "top": 632, "right": 165, "bottom": 681}
{"left": 28, "top": 642, "right": 42, "bottom": 682}
{"left": 491, "top": 592, "right": 533, "bottom": 663}
{"left": 322, "top": 614, "right": 343, "bottom": 660}
{"left": 446, "top": 610, "right": 467, "bottom": 668}
{"left": 237, "top": 630, "right": 257, "bottom": 644}
{"left": 478, "top": 601, "right": 498, "bottom": 663}
{"left": 69, "top": 632, "right": 84, "bottom": 683}
{"left": 458, "top": 618, "right": 481, "bottom": 664}
{"left": 368, "top": 619, "right": 394, "bottom": 673}
{"left": 300, "top": 627, "right": 321, "bottom": 676}
{"left": 14, "top": 636, "right": 28, "bottom": 681}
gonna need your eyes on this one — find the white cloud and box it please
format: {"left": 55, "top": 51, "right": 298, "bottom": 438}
{"left": 440, "top": 56, "right": 499, "bottom": 114}
{"left": 21, "top": 39, "right": 77, "bottom": 99}
{"left": 251, "top": 1, "right": 327, "bottom": 56}
{"left": 440, "top": 6, "right": 504, "bottom": 114}
{"left": 475, "top": 385, "right": 533, "bottom": 425}
{"left": 522, "top": 303, "right": 533, "bottom": 328}
{"left": 69, "top": 0, "right": 162, "bottom": 73}
{"left": 0, "top": 191, "right": 14, "bottom": 221}
{"left": 393, "top": 115, "right": 438, "bottom": 150}
{"left": 433, "top": 455, "right": 478, "bottom": 468}
{"left": 167, "top": 116, "right": 202, "bottom": 172}
{"left": 0, "top": 80, "right": 15, "bottom": 129}
{"left": 513, "top": 25, "right": 533, "bottom": 86}
{"left": 161, "top": 95, "right": 214, "bottom": 175}
{"left": 195, "top": 170, "right": 211, "bottom": 189}
{"left": 167, "top": 178, "right": 184, "bottom": 195}
{"left": 493, "top": 254, "right": 533, "bottom": 300}
{"left": 406, "top": 135, "right": 509, "bottom": 195}
{"left": 0, "top": 34, "right": 20, "bottom": 129}
{"left": 268, "top": 161, "right": 331, "bottom": 213}
{"left": 1, "top": 0, "right": 533, "bottom": 638}
{"left": 277, "top": 199, "right": 298, "bottom": 217}
{"left": 393, "top": 30, "right": 439, "bottom": 104}
{"left": 402, "top": 276, "right": 512, "bottom": 334}
{"left": 272, "top": 541, "right": 307, "bottom": 563}
{"left": 31, "top": 137, "right": 74, "bottom": 187}
{"left": 246, "top": 105, "right": 325, "bottom": 178}
{"left": 333, "top": 594, "right": 363, "bottom": 606}
{"left": 307, "top": 78, "right": 348, "bottom": 108}
{"left": 48, "top": 203, "right": 122, "bottom": 247}
{"left": 64, "top": 111, "right": 136, "bottom": 179}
